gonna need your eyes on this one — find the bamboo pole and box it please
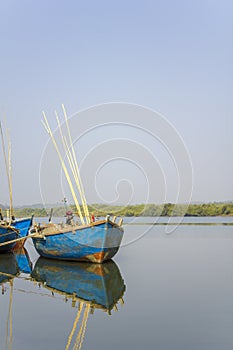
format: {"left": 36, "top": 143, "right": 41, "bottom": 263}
{"left": 54, "top": 111, "right": 88, "bottom": 223}
{"left": 0, "top": 233, "right": 38, "bottom": 248}
{"left": 9, "top": 280, "right": 13, "bottom": 350}
{"left": 62, "top": 105, "right": 90, "bottom": 223}
{"left": 42, "top": 112, "right": 85, "bottom": 224}
{"left": 63, "top": 136, "right": 90, "bottom": 223}
{"left": 0, "top": 208, "right": 3, "bottom": 220}
{"left": 6, "top": 280, "right": 13, "bottom": 350}
{"left": 41, "top": 112, "right": 85, "bottom": 225}
{"left": 0, "top": 271, "right": 18, "bottom": 279}
{"left": 77, "top": 306, "right": 90, "bottom": 350}
{"left": 65, "top": 302, "right": 84, "bottom": 350}
{"left": 5, "top": 124, "right": 14, "bottom": 220}
{"left": 73, "top": 303, "right": 90, "bottom": 350}
{"left": 72, "top": 308, "right": 85, "bottom": 350}
{"left": 0, "top": 122, "right": 13, "bottom": 222}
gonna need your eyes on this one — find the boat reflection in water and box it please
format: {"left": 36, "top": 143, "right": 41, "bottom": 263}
{"left": 0, "top": 253, "right": 19, "bottom": 286}
{"left": 13, "top": 246, "right": 32, "bottom": 274}
{"left": 32, "top": 258, "right": 126, "bottom": 349}
{"left": 0, "top": 253, "right": 20, "bottom": 350}
{"left": 32, "top": 258, "right": 126, "bottom": 313}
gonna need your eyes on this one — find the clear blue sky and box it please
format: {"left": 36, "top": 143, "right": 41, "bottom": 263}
{"left": 0, "top": 0, "right": 232, "bottom": 205}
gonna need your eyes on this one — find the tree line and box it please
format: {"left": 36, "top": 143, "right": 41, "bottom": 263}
{"left": 2, "top": 202, "right": 232, "bottom": 218}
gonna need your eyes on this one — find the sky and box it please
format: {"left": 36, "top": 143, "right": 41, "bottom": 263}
{"left": 0, "top": 0, "right": 232, "bottom": 206}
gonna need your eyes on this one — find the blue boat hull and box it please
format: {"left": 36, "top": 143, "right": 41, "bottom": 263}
{"left": 12, "top": 217, "right": 33, "bottom": 239}
{"left": 31, "top": 258, "right": 125, "bottom": 311}
{"left": 0, "top": 225, "right": 18, "bottom": 252}
{"left": 32, "top": 220, "right": 124, "bottom": 263}
{"left": 12, "top": 217, "right": 33, "bottom": 248}
{"left": 0, "top": 217, "right": 32, "bottom": 252}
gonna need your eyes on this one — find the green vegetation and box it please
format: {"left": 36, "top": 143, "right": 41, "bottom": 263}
{"left": 86, "top": 202, "right": 233, "bottom": 217}
{"left": 1, "top": 202, "right": 232, "bottom": 218}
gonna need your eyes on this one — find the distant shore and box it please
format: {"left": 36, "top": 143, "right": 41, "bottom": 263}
{"left": 1, "top": 202, "right": 233, "bottom": 218}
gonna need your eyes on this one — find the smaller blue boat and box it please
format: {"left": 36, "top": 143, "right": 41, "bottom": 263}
{"left": 31, "top": 216, "right": 124, "bottom": 263}
{"left": 0, "top": 217, "right": 33, "bottom": 252}
{"left": 0, "top": 120, "right": 33, "bottom": 252}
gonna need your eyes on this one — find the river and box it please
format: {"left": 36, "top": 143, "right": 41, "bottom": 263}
{"left": 0, "top": 217, "right": 233, "bottom": 350}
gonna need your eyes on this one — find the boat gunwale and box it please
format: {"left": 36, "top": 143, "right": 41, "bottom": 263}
{"left": 13, "top": 217, "right": 33, "bottom": 223}
{"left": 31, "top": 219, "right": 123, "bottom": 238}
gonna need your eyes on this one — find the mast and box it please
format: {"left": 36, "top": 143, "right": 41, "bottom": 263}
{"left": 0, "top": 121, "right": 14, "bottom": 222}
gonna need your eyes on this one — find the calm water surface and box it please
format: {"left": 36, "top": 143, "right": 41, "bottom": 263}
{"left": 0, "top": 218, "right": 233, "bottom": 350}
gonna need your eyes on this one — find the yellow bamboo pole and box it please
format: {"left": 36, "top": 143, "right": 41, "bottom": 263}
{"left": 72, "top": 308, "right": 85, "bottom": 350}
{"left": 0, "top": 122, "right": 13, "bottom": 222}
{"left": 42, "top": 112, "right": 84, "bottom": 224}
{"left": 42, "top": 112, "right": 85, "bottom": 225}
{"left": 63, "top": 136, "right": 89, "bottom": 223}
{"left": 0, "top": 271, "right": 17, "bottom": 279}
{"left": 0, "top": 233, "right": 37, "bottom": 248}
{"left": 62, "top": 105, "right": 90, "bottom": 223}
{"left": 77, "top": 304, "right": 90, "bottom": 350}
{"left": 6, "top": 280, "right": 13, "bottom": 350}
{"left": 65, "top": 302, "right": 84, "bottom": 350}
{"left": 6, "top": 127, "right": 14, "bottom": 220}
{"left": 73, "top": 303, "right": 90, "bottom": 350}
{"left": 54, "top": 111, "right": 88, "bottom": 223}
{"left": 9, "top": 280, "right": 13, "bottom": 350}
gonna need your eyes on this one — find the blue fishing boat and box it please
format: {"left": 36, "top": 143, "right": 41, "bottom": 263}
{"left": 31, "top": 216, "right": 124, "bottom": 263}
{"left": 0, "top": 122, "right": 33, "bottom": 252}
{"left": 31, "top": 257, "right": 125, "bottom": 312}
{"left": 32, "top": 108, "right": 124, "bottom": 263}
